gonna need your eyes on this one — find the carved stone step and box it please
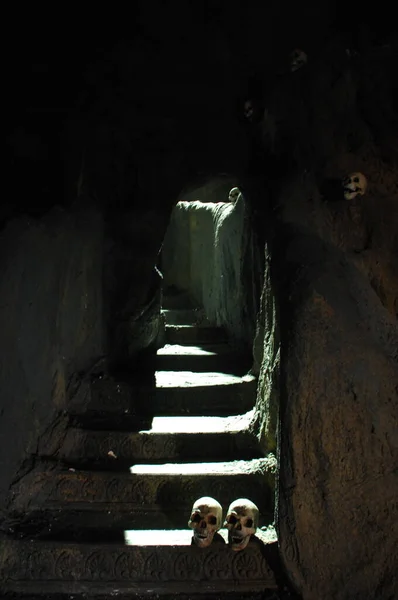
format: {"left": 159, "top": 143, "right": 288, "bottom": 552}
{"left": 8, "top": 458, "right": 276, "bottom": 535}
{"left": 155, "top": 343, "right": 251, "bottom": 374}
{"left": 165, "top": 324, "right": 228, "bottom": 345}
{"left": 57, "top": 422, "right": 263, "bottom": 468}
{"left": 0, "top": 537, "right": 279, "bottom": 598}
{"left": 68, "top": 372, "right": 257, "bottom": 426}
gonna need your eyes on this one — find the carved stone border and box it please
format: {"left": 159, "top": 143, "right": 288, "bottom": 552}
{"left": 0, "top": 540, "right": 277, "bottom": 594}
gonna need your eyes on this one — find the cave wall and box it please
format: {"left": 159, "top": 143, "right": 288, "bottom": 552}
{"left": 161, "top": 194, "right": 261, "bottom": 346}
{"left": 2, "top": 2, "right": 398, "bottom": 598}
{"left": 276, "top": 229, "right": 398, "bottom": 600}
{"left": 0, "top": 207, "right": 104, "bottom": 514}
{"left": 251, "top": 35, "right": 398, "bottom": 600}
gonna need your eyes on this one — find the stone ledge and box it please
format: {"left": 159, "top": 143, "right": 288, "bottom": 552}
{"left": 155, "top": 343, "right": 252, "bottom": 375}
{"left": 57, "top": 428, "right": 262, "bottom": 467}
{"left": 8, "top": 459, "right": 276, "bottom": 533}
{"left": 68, "top": 373, "right": 257, "bottom": 420}
{"left": 0, "top": 539, "right": 278, "bottom": 596}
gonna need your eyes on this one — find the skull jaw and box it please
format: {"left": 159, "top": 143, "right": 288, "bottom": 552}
{"left": 228, "top": 531, "right": 252, "bottom": 551}
{"left": 192, "top": 530, "right": 215, "bottom": 548}
{"left": 291, "top": 61, "right": 304, "bottom": 72}
{"left": 343, "top": 191, "right": 363, "bottom": 202}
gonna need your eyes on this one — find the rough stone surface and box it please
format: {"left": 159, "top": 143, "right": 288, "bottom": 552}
{"left": 0, "top": 538, "right": 279, "bottom": 597}
{"left": 251, "top": 36, "right": 398, "bottom": 600}
{"left": 7, "top": 459, "right": 276, "bottom": 533}
{"left": 162, "top": 196, "right": 261, "bottom": 348}
{"left": 56, "top": 426, "right": 263, "bottom": 466}
{"left": 275, "top": 230, "right": 398, "bottom": 600}
{"left": 0, "top": 207, "right": 104, "bottom": 520}
{"left": 252, "top": 250, "right": 280, "bottom": 453}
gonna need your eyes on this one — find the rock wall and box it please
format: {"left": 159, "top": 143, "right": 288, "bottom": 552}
{"left": 161, "top": 195, "right": 261, "bottom": 347}
{"left": 0, "top": 207, "right": 104, "bottom": 515}
{"left": 276, "top": 228, "right": 398, "bottom": 600}
{"left": 251, "top": 36, "right": 398, "bottom": 599}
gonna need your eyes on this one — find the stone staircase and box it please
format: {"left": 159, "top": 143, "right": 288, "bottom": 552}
{"left": 0, "top": 303, "right": 288, "bottom": 599}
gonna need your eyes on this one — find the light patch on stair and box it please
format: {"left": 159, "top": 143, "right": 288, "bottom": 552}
{"left": 156, "top": 371, "right": 255, "bottom": 388}
{"left": 157, "top": 344, "right": 219, "bottom": 356}
{"left": 123, "top": 526, "right": 277, "bottom": 546}
{"left": 144, "top": 410, "right": 254, "bottom": 433}
{"left": 124, "top": 529, "right": 193, "bottom": 545}
{"left": 130, "top": 457, "right": 274, "bottom": 475}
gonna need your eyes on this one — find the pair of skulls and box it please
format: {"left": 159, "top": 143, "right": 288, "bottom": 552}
{"left": 188, "top": 496, "right": 259, "bottom": 551}
{"left": 342, "top": 172, "right": 368, "bottom": 201}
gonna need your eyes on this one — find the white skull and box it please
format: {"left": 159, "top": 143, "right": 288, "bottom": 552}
{"left": 342, "top": 172, "right": 368, "bottom": 201}
{"left": 228, "top": 187, "right": 240, "bottom": 203}
{"left": 188, "top": 497, "right": 222, "bottom": 548}
{"left": 224, "top": 498, "right": 259, "bottom": 551}
{"left": 244, "top": 100, "right": 254, "bottom": 120}
{"left": 290, "top": 49, "right": 307, "bottom": 72}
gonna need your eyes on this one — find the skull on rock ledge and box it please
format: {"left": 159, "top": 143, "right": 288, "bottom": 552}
{"left": 244, "top": 100, "right": 254, "bottom": 120}
{"left": 188, "top": 497, "right": 222, "bottom": 548}
{"left": 342, "top": 172, "right": 368, "bottom": 201}
{"left": 290, "top": 48, "right": 307, "bottom": 72}
{"left": 224, "top": 498, "right": 259, "bottom": 551}
{"left": 228, "top": 187, "right": 240, "bottom": 203}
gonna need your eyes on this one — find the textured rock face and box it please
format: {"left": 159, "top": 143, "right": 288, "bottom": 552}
{"left": 0, "top": 208, "right": 166, "bottom": 519}
{"left": 161, "top": 195, "right": 261, "bottom": 347}
{"left": 251, "top": 36, "right": 398, "bottom": 599}
{"left": 0, "top": 208, "right": 104, "bottom": 514}
{"left": 276, "top": 231, "right": 398, "bottom": 600}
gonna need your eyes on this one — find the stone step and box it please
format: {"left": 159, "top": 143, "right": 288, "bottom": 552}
{"left": 56, "top": 413, "right": 262, "bottom": 467}
{"left": 161, "top": 291, "right": 197, "bottom": 310}
{"left": 161, "top": 308, "right": 210, "bottom": 326}
{"left": 8, "top": 458, "right": 276, "bottom": 536}
{"left": 0, "top": 537, "right": 279, "bottom": 598}
{"left": 156, "top": 343, "right": 251, "bottom": 375}
{"left": 165, "top": 324, "right": 228, "bottom": 345}
{"left": 154, "top": 370, "right": 257, "bottom": 416}
{"left": 68, "top": 372, "right": 257, "bottom": 426}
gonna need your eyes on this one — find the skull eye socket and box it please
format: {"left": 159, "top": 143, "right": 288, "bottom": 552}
{"left": 191, "top": 513, "right": 201, "bottom": 523}
{"left": 208, "top": 515, "right": 217, "bottom": 525}
{"left": 245, "top": 518, "right": 253, "bottom": 528}
{"left": 354, "top": 177, "right": 359, "bottom": 183}
{"left": 227, "top": 515, "right": 238, "bottom": 525}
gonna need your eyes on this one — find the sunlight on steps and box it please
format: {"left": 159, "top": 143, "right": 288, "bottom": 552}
{"left": 155, "top": 370, "right": 255, "bottom": 387}
{"left": 142, "top": 410, "right": 255, "bottom": 433}
{"left": 158, "top": 344, "right": 219, "bottom": 356}
{"left": 123, "top": 526, "right": 277, "bottom": 546}
{"left": 130, "top": 457, "right": 275, "bottom": 475}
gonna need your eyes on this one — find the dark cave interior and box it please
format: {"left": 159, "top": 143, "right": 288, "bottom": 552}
{"left": 1, "top": 2, "right": 398, "bottom": 599}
